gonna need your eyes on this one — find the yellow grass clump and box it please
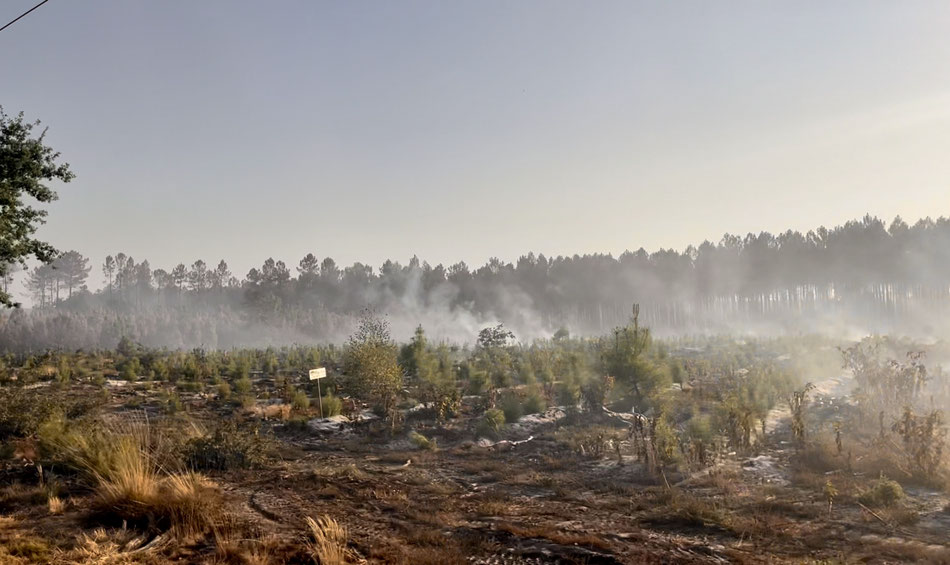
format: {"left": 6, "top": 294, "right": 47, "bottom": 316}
{"left": 304, "top": 515, "right": 347, "bottom": 565}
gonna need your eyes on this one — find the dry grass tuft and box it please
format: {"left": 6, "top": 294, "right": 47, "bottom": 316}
{"left": 64, "top": 528, "right": 149, "bottom": 564}
{"left": 47, "top": 495, "right": 66, "bottom": 514}
{"left": 43, "top": 417, "right": 222, "bottom": 540}
{"left": 304, "top": 515, "right": 347, "bottom": 565}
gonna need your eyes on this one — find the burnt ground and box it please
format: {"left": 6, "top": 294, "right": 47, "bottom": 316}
{"left": 3, "top": 381, "right": 950, "bottom": 564}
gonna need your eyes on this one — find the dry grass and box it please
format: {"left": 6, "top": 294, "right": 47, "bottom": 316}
{"left": 247, "top": 403, "right": 292, "bottom": 421}
{"left": 63, "top": 528, "right": 151, "bottom": 565}
{"left": 48, "top": 495, "right": 66, "bottom": 514}
{"left": 42, "top": 417, "right": 222, "bottom": 540}
{"left": 496, "top": 522, "right": 613, "bottom": 552}
{"left": 213, "top": 521, "right": 284, "bottom": 565}
{"left": 304, "top": 515, "right": 347, "bottom": 565}
{"left": 312, "top": 463, "right": 367, "bottom": 482}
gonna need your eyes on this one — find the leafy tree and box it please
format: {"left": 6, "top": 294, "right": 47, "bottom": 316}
{"left": 0, "top": 109, "right": 74, "bottom": 306}
{"left": 473, "top": 324, "right": 515, "bottom": 407}
{"left": 344, "top": 310, "right": 403, "bottom": 427}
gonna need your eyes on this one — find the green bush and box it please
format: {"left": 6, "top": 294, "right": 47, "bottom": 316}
{"left": 0, "top": 389, "right": 56, "bottom": 440}
{"left": 316, "top": 392, "right": 342, "bottom": 418}
{"left": 409, "top": 431, "right": 437, "bottom": 451}
{"left": 499, "top": 393, "right": 523, "bottom": 423}
{"left": 522, "top": 390, "right": 546, "bottom": 415}
{"left": 234, "top": 375, "right": 253, "bottom": 396}
{"left": 291, "top": 391, "right": 311, "bottom": 411}
{"left": 859, "top": 478, "right": 905, "bottom": 508}
{"left": 476, "top": 408, "right": 506, "bottom": 439}
{"left": 217, "top": 382, "right": 232, "bottom": 402}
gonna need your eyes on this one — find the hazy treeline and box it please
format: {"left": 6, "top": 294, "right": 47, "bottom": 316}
{"left": 3, "top": 214, "right": 950, "bottom": 351}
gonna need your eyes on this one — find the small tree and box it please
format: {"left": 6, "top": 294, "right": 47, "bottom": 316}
{"left": 789, "top": 382, "right": 815, "bottom": 450}
{"left": 473, "top": 324, "right": 514, "bottom": 407}
{"left": 892, "top": 407, "right": 947, "bottom": 479}
{"left": 344, "top": 310, "right": 403, "bottom": 429}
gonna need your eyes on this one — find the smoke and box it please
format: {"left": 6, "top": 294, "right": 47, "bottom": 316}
{"left": 5, "top": 214, "right": 950, "bottom": 352}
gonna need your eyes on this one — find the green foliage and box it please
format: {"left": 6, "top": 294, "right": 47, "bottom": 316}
{"left": 841, "top": 338, "right": 928, "bottom": 419}
{"left": 788, "top": 383, "right": 815, "bottom": 450}
{"left": 402, "top": 327, "right": 459, "bottom": 420}
{"left": 858, "top": 477, "right": 905, "bottom": 508}
{"left": 217, "top": 381, "right": 231, "bottom": 402}
{"left": 344, "top": 311, "right": 403, "bottom": 423}
{"left": 476, "top": 408, "right": 506, "bottom": 439}
{"left": 318, "top": 392, "right": 343, "bottom": 417}
{"left": 0, "top": 108, "right": 74, "bottom": 308}
{"left": 499, "top": 392, "right": 523, "bottom": 423}
{"left": 234, "top": 375, "right": 253, "bottom": 396}
{"left": 474, "top": 324, "right": 515, "bottom": 404}
{"left": 291, "top": 390, "right": 311, "bottom": 411}
{"left": 522, "top": 388, "right": 546, "bottom": 415}
{"left": 581, "top": 375, "right": 615, "bottom": 414}
{"left": 161, "top": 388, "right": 183, "bottom": 415}
{"left": 0, "top": 388, "right": 57, "bottom": 439}
{"left": 599, "top": 307, "right": 670, "bottom": 405}
{"left": 408, "top": 430, "right": 437, "bottom": 451}
{"left": 892, "top": 407, "right": 947, "bottom": 479}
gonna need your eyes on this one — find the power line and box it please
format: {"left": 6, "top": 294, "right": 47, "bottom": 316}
{"left": 0, "top": 0, "right": 51, "bottom": 34}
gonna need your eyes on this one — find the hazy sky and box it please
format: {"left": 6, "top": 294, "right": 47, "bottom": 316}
{"left": 3, "top": 1, "right": 950, "bottom": 284}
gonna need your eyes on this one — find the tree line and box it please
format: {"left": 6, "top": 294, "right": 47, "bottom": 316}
{"left": 4, "top": 213, "right": 950, "bottom": 350}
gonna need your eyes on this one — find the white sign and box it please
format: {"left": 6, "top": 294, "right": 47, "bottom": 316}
{"left": 309, "top": 367, "right": 327, "bottom": 380}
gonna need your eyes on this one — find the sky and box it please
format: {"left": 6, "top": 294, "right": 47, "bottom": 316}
{"left": 3, "top": 1, "right": 950, "bottom": 288}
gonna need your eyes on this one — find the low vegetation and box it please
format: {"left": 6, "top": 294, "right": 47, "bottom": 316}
{"left": 0, "top": 321, "right": 948, "bottom": 563}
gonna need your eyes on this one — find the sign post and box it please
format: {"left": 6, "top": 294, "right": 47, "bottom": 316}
{"left": 309, "top": 368, "right": 327, "bottom": 418}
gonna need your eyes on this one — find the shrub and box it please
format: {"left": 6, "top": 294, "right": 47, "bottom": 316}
{"left": 217, "top": 382, "right": 232, "bottom": 402}
{"left": 859, "top": 478, "right": 905, "bottom": 508}
{"left": 234, "top": 375, "right": 253, "bottom": 396}
{"left": 162, "top": 389, "right": 183, "bottom": 415}
{"left": 476, "top": 409, "right": 505, "bottom": 439}
{"left": 522, "top": 390, "right": 546, "bottom": 415}
{"left": 292, "top": 390, "right": 311, "bottom": 411}
{"left": 184, "top": 422, "right": 269, "bottom": 471}
{"left": 0, "top": 388, "right": 56, "bottom": 439}
{"left": 499, "top": 393, "right": 523, "bottom": 423}
{"left": 409, "top": 431, "right": 437, "bottom": 451}
{"left": 318, "top": 392, "right": 343, "bottom": 418}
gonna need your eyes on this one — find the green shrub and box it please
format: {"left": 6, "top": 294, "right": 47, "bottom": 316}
{"left": 316, "top": 392, "right": 342, "bottom": 418}
{"left": 409, "top": 431, "right": 437, "bottom": 451}
{"left": 0, "top": 389, "right": 56, "bottom": 439}
{"left": 859, "top": 478, "right": 905, "bottom": 508}
{"left": 476, "top": 408, "right": 506, "bottom": 439}
{"left": 499, "top": 393, "right": 523, "bottom": 423}
{"left": 522, "top": 390, "right": 546, "bottom": 415}
{"left": 292, "top": 391, "right": 311, "bottom": 411}
{"left": 161, "top": 389, "right": 183, "bottom": 415}
{"left": 217, "top": 382, "right": 231, "bottom": 402}
{"left": 234, "top": 375, "right": 253, "bottom": 396}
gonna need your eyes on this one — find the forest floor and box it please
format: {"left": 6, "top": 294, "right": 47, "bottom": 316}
{"left": 2, "top": 376, "right": 950, "bottom": 564}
